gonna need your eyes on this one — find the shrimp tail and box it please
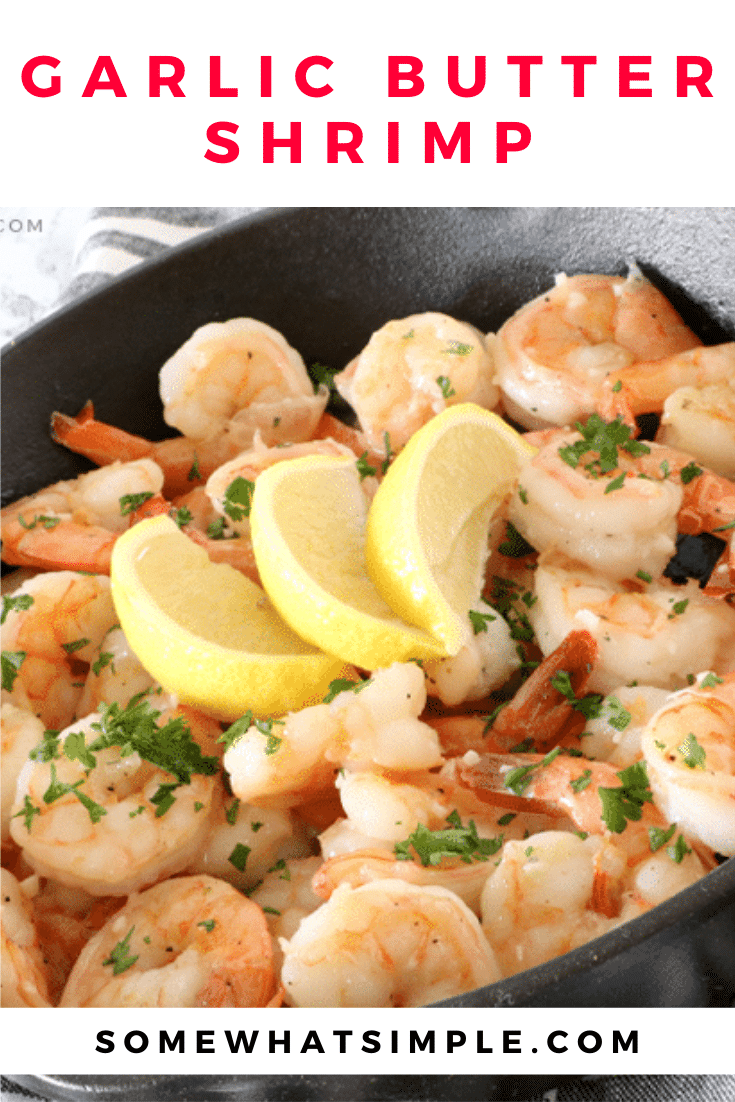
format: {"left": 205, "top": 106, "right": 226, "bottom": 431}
{"left": 51, "top": 403, "right": 155, "bottom": 466}
{"left": 489, "top": 629, "right": 598, "bottom": 750}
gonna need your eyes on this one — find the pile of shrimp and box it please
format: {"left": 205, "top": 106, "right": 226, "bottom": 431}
{"left": 2, "top": 273, "right": 735, "bottom": 1009}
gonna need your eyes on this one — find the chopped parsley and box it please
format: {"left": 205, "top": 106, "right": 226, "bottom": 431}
{"left": 394, "top": 811, "right": 503, "bottom": 866}
{"left": 17, "top": 514, "right": 61, "bottom": 530}
{"left": 611, "top": 380, "right": 623, "bottom": 393}
{"left": 228, "top": 843, "right": 251, "bottom": 872}
{"left": 62, "top": 638, "right": 90, "bottom": 655}
{"left": 469, "top": 609, "right": 496, "bottom": 634}
{"left": 700, "top": 672, "right": 724, "bottom": 688}
{"left": 119, "top": 492, "right": 154, "bottom": 516}
{"left": 604, "top": 471, "right": 626, "bottom": 494}
{"left": 636, "top": 570, "right": 652, "bottom": 584}
{"left": 598, "top": 762, "right": 653, "bottom": 833}
{"left": 668, "top": 599, "right": 689, "bottom": 619}
{"left": 43, "top": 762, "right": 107, "bottom": 823}
{"left": 518, "top": 486, "right": 529, "bottom": 505}
{"left": 1, "top": 593, "right": 34, "bottom": 625}
{"left": 482, "top": 702, "right": 509, "bottom": 734}
{"left": 29, "top": 729, "right": 61, "bottom": 763}
{"left": 668, "top": 834, "right": 692, "bottom": 864}
{"left": 680, "top": 461, "right": 703, "bottom": 485}
{"left": 12, "top": 795, "right": 41, "bottom": 832}
{"left": 103, "top": 927, "right": 139, "bottom": 975}
{"left": 549, "top": 670, "right": 604, "bottom": 720}
{"left": 356, "top": 452, "right": 377, "bottom": 480}
{"left": 524, "top": 845, "right": 534, "bottom": 858}
{"left": 171, "top": 506, "right": 193, "bottom": 529}
{"left": 311, "top": 363, "right": 337, "bottom": 391}
{"left": 262, "top": 906, "right": 281, "bottom": 916}
{"left": 381, "top": 432, "right": 393, "bottom": 475}
{"left": 504, "top": 747, "right": 562, "bottom": 797}
{"left": 648, "top": 823, "right": 676, "bottom": 852}
{"left": 251, "top": 820, "right": 263, "bottom": 833}
{"left": 605, "top": 696, "right": 632, "bottom": 731}
{"left": 129, "top": 806, "right": 146, "bottom": 819}
{"left": 402, "top": 329, "right": 415, "bottom": 340}
{"left": 188, "top": 455, "right": 201, "bottom": 481}
{"left": 206, "top": 517, "right": 227, "bottom": 540}
{"left": 223, "top": 477, "right": 255, "bottom": 522}
{"left": 443, "top": 341, "right": 473, "bottom": 356}
{"left": 2, "top": 650, "right": 26, "bottom": 692}
{"left": 509, "top": 736, "right": 535, "bottom": 753}
{"left": 436, "top": 375, "right": 456, "bottom": 399}
{"left": 198, "top": 919, "right": 216, "bottom": 932}
{"left": 88, "top": 696, "right": 219, "bottom": 787}
{"left": 558, "top": 414, "right": 651, "bottom": 477}
{"left": 63, "top": 730, "right": 96, "bottom": 770}
{"left": 268, "top": 858, "right": 291, "bottom": 880}
{"left": 497, "top": 812, "right": 516, "bottom": 826}
{"left": 225, "top": 798, "right": 240, "bottom": 825}
{"left": 677, "top": 732, "right": 706, "bottom": 769}
{"left": 498, "top": 521, "right": 536, "bottom": 558}
{"left": 323, "top": 677, "right": 371, "bottom": 703}
{"left": 219, "top": 713, "right": 255, "bottom": 752}
{"left": 150, "top": 783, "right": 179, "bottom": 818}
{"left": 569, "top": 769, "right": 593, "bottom": 793}
{"left": 92, "top": 651, "right": 115, "bottom": 677}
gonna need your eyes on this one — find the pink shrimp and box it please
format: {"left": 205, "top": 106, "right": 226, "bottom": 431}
{"left": 598, "top": 343, "right": 735, "bottom": 424}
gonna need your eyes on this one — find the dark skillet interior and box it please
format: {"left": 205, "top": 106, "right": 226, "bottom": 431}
{"left": 2, "top": 207, "right": 735, "bottom": 1009}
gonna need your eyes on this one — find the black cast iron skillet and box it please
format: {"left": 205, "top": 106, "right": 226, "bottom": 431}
{"left": 3, "top": 210, "right": 735, "bottom": 1027}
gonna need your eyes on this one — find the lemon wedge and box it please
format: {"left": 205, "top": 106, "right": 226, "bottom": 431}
{"left": 365, "top": 403, "right": 536, "bottom": 655}
{"left": 110, "top": 514, "right": 346, "bottom": 720}
{"left": 249, "top": 454, "right": 446, "bottom": 667}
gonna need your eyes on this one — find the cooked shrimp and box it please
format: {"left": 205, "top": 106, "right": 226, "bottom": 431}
{"left": 1, "top": 868, "right": 51, "bottom": 1006}
{"left": 60, "top": 874, "right": 278, "bottom": 1007}
{"left": 582, "top": 685, "right": 671, "bottom": 768}
{"left": 530, "top": 551, "right": 735, "bottom": 693}
{"left": 51, "top": 402, "right": 233, "bottom": 500}
{"left": 334, "top": 313, "right": 499, "bottom": 454}
{"left": 1, "top": 459, "right": 164, "bottom": 572}
{"left": 205, "top": 436, "right": 371, "bottom": 539}
{"left": 224, "top": 663, "right": 442, "bottom": 805}
{"left": 508, "top": 429, "right": 684, "bottom": 582}
{"left": 10, "top": 706, "right": 221, "bottom": 895}
{"left": 1, "top": 572, "right": 116, "bottom": 729}
{"left": 280, "top": 878, "right": 500, "bottom": 1006}
{"left": 494, "top": 268, "right": 700, "bottom": 430}
{"left": 658, "top": 380, "right": 735, "bottom": 481}
{"left": 159, "top": 317, "right": 327, "bottom": 446}
{"left": 641, "top": 673, "right": 735, "bottom": 856}
{"left": 599, "top": 342, "right": 735, "bottom": 424}
{"left": 186, "top": 784, "right": 314, "bottom": 893}
{"left": 77, "top": 626, "right": 156, "bottom": 717}
{"left": 249, "top": 855, "right": 325, "bottom": 973}
{"left": 311, "top": 849, "right": 497, "bottom": 915}
{"left": 480, "top": 831, "right": 623, "bottom": 976}
{"left": 1, "top": 704, "right": 45, "bottom": 846}
{"left": 424, "top": 605, "right": 520, "bottom": 706}
{"left": 450, "top": 750, "right": 668, "bottom": 867}
{"left": 29, "top": 878, "right": 123, "bottom": 1004}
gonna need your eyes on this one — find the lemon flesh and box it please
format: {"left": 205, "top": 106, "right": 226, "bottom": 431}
{"left": 250, "top": 455, "right": 446, "bottom": 667}
{"left": 110, "top": 515, "right": 346, "bottom": 720}
{"left": 365, "top": 403, "right": 536, "bottom": 655}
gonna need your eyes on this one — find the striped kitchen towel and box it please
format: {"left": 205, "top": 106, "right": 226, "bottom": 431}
{"left": 61, "top": 206, "right": 260, "bottom": 304}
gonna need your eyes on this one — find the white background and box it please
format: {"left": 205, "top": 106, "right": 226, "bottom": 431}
{"left": 2, "top": 0, "right": 734, "bottom": 1081}
{"left": 2, "top": 0, "right": 734, "bottom": 205}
